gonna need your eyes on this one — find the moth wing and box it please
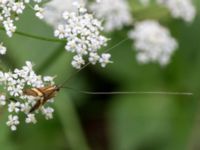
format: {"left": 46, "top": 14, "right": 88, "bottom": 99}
{"left": 38, "top": 85, "right": 58, "bottom": 99}
{"left": 38, "top": 85, "right": 54, "bottom": 92}
{"left": 24, "top": 85, "right": 55, "bottom": 97}
{"left": 23, "top": 89, "right": 39, "bottom": 97}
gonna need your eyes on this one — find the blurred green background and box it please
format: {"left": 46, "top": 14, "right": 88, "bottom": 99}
{"left": 0, "top": 0, "right": 200, "bottom": 150}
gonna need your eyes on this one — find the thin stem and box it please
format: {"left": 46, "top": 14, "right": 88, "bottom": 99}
{"left": 0, "top": 27, "right": 66, "bottom": 43}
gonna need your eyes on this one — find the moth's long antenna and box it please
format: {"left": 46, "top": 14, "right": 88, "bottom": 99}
{"left": 59, "top": 38, "right": 129, "bottom": 88}
{"left": 104, "top": 38, "right": 129, "bottom": 53}
{"left": 62, "top": 86, "right": 193, "bottom": 96}
{"left": 58, "top": 62, "right": 90, "bottom": 88}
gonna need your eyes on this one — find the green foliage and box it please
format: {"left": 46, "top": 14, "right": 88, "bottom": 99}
{"left": 0, "top": 1, "right": 200, "bottom": 150}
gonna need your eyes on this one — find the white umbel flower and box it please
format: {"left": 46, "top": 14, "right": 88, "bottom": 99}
{"left": 139, "top": 0, "right": 150, "bottom": 6}
{"left": 44, "top": 0, "right": 86, "bottom": 27}
{"left": 0, "top": 43, "right": 7, "bottom": 55}
{"left": 89, "top": 53, "right": 100, "bottom": 65}
{"left": 0, "top": 95, "right": 6, "bottom": 106}
{"left": 0, "top": 61, "right": 55, "bottom": 131}
{"left": 157, "top": 0, "right": 196, "bottom": 23}
{"left": 26, "top": 114, "right": 37, "bottom": 124}
{"left": 0, "top": 0, "right": 45, "bottom": 37}
{"left": 12, "top": 2, "right": 25, "bottom": 14}
{"left": 90, "top": 0, "right": 133, "bottom": 32}
{"left": 129, "top": 20, "right": 178, "bottom": 66}
{"left": 99, "top": 53, "right": 112, "bottom": 67}
{"left": 34, "top": 5, "right": 44, "bottom": 19}
{"left": 6, "top": 115, "right": 20, "bottom": 131}
{"left": 8, "top": 102, "right": 20, "bottom": 113}
{"left": 72, "top": 55, "right": 85, "bottom": 69}
{"left": 54, "top": 4, "right": 111, "bottom": 69}
{"left": 42, "top": 107, "right": 54, "bottom": 120}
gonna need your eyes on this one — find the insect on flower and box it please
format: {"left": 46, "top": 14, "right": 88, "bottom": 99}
{"left": 23, "top": 38, "right": 193, "bottom": 113}
{"left": 0, "top": 39, "right": 193, "bottom": 131}
{"left": 23, "top": 85, "right": 60, "bottom": 113}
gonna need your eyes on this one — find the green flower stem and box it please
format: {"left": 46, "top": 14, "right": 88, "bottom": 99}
{"left": 0, "top": 27, "right": 66, "bottom": 43}
{"left": 56, "top": 92, "right": 90, "bottom": 150}
{"left": 0, "top": 33, "right": 89, "bottom": 150}
{"left": 36, "top": 44, "right": 90, "bottom": 150}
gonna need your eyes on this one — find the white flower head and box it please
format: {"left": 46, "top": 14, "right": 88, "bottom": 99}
{"left": 157, "top": 0, "right": 196, "bottom": 23}
{"left": 0, "top": 61, "right": 55, "bottom": 131}
{"left": 129, "top": 20, "right": 178, "bottom": 66}
{"left": 0, "top": 94, "right": 6, "bottom": 106}
{"left": 72, "top": 55, "right": 85, "bottom": 69}
{"left": 6, "top": 115, "right": 20, "bottom": 131}
{"left": 8, "top": 102, "right": 20, "bottom": 113}
{"left": 34, "top": 4, "right": 44, "bottom": 19}
{"left": 0, "top": 0, "right": 45, "bottom": 37}
{"left": 20, "top": 102, "right": 31, "bottom": 114}
{"left": 0, "top": 43, "right": 7, "bottom": 55}
{"left": 43, "top": 76, "right": 55, "bottom": 85}
{"left": 42, "top": 107, "right": 54, "bottom": 120}
{"left": 12, "top": 2, "right": 25, "bottom": 14}
{"left": 54, "top": 4, "right": 111, "bottom": 69}
{"left": 89, "top": 52, "right": 100, "bottom": 65}
{"left": 43, "top": 0, "right": 86, "bottom": 27}
{"left": 26, "top": 114, "right": 37, "bottom": 124}
{"left": 99, "top": 53, "right": 112, "bottom": 67}
{"left": 90, "top": 0, "right": 133, "bottom": 32}
{"left": 139, "top": 0, "right": 150, "bottom": 6}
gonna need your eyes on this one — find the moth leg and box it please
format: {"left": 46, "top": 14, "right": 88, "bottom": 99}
{"left": 29, "top": 97, "right": 43, "bottom": 113}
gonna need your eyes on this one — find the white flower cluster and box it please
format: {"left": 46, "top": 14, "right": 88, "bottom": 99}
{"left": 129, "top": 20, "right": 178, "bottom": 66}
{"left": 90, "top": 0, "right": 133, "bottom": 32}
{"left": 157, "top": 0, "right": 196, "bottom": 23}
{"left": 139, "top": 0, "right": 150, "bottom": 6}
{"left": 0, "top": 61, "right": 55, "bottom": 131}
{"left": 54, "top": 4, "right": 112, "bottom": 69}
{"left": 0, "top": 0, "right": 44, "bottom": 37}
{"left": 0, "top": 43, "right": 7, "bottom": 55}
{"left": 43, "top": 0, "right": 85, "bottom": 27}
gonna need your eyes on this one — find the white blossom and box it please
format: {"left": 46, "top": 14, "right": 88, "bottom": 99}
{"left": 0, "top": 61, "right": 55, "bottom": 131}
{"left": 139, "top": 0, "right": 150, "bottom": 6}
{"left": 54, "top": 24, "right": 66, "bottom": 39}
{"left": 20, "top": 102, "right": 31, "bottom": 114}
{"left": 129, "top": 20, "right": 178, "bottom": 66}
{"left": 43, "top": 76, "right": 55, "bottom": 85}
{"left": 0, "top": 95, "right": 6, "bottom": 106}
{"left": 0, "top": 0, "right": 45, "bottom": 37}
{"left": 157, "top": 0, "right": 196, "bottom": 23}
{"left": 12, "top": 2, "right": 25, "bottom": 14}
{"left": 90, "top": 0, "right": 133, "bottom": 32}
{"left": 89, "top": 52, "right": 100, "bottom": 65}
{"left": 6, "top": 115, "right": 20, "bottom": 131}
{"left": 43, "top": 0, "right": 86, "bottom": 27}
{"left": 99, "top": 53, "right": 112, "bottom": 67}
{"left": 54, "top": 4, "right": 111, "bottom": 69}
{"left": 8, "top": 102, "right": 20, "bottom": 113}
{"left": 72, "top": 55, "right": 85, "bottom": 69}
{"left": 0, "top": 43, "right": 7, "bottom": 55}
{"left": 42, "top": 107, "right": 54, "bottom": 120}
{"left": 26, "top": 114, "right": 37, "bottom": 124}
{"left": 34, "top": 5, "right": 44, "bottom": 19}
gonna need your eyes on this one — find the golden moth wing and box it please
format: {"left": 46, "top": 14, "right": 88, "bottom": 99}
{"left": 23, "top": 89, "right": 40, "bottom": 97}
